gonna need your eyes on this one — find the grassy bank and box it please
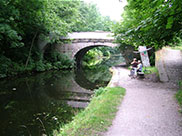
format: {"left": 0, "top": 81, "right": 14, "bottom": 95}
{"left": 176, "top": 81, "right": 182, "bottom": 112}
{"left": 55, "top": 87, "right": 125, "bottom": 136}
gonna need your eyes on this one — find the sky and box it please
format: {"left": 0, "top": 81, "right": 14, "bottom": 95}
{"left": 83, "top": 0, "right": 127, "bottom": 21}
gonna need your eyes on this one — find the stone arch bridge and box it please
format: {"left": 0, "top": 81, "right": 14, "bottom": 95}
{"left": 55, "top": 31, "right": 119, "bottom": 60}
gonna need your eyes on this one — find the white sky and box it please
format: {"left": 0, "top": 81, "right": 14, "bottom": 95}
{"left": 83, "top": 0, "right": 127, "bottom": 21}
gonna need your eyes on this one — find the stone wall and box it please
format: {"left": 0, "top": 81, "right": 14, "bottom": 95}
{"left": 155, "top": 47, "right": 182, "bottom": 83}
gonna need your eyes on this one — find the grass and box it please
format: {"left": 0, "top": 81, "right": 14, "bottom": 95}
{"left": 128, "top": 66, "right": 159, "bottom": 76}
{"left": 171, "top": 46, "right": 182, "bottom": 50}
{"left": 176, "top": 90, "right": 182, "bottom": 106}
{"left": 176, "top": 81, "right": 182, "bottom": 113}
{"left": 143, "top": 66, "right": 159, "bottom": 76}
{"left": 55, "top": 87, "right": 125, "bottom": 136}
{"left": 176, "top": 90, "right": 182, "bottom": 113}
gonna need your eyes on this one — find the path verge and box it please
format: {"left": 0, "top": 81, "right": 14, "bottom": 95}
{"left": 57, "top": 87, "right": 125, "bottom": 136}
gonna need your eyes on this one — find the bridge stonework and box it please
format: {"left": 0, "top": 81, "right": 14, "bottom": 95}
{"left": 55, "top": 32, "right": 119, "bottom": 59}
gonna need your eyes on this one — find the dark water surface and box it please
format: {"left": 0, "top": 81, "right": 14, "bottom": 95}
{"left": 0, "top": 67, "right": 112, "bottom": 136}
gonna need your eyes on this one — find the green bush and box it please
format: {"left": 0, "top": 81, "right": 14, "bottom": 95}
{"left": 0, "top": 56, "right": 12, "bottom": 78}
{"left": 35, "top": 61, "right": 46, "bottom": 72}
{"left": 44, "top": 63, "right": 52, "bottom": 70}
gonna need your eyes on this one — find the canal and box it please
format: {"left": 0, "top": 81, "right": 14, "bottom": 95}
{"left": 0, "top": 65, "right": 113, "bottom": 136}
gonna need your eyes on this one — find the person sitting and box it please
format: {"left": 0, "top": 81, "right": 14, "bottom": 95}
{"left": 129, "top": 58, "right": 138, "bottom": 77}
{"left": 137, "top": 60, "right": 143, "bottom": 72}
{"left": 136, "top": 60, "right": 144, "bottom": 78}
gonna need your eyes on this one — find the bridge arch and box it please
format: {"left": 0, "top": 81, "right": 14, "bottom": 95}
{"left": 74, "top": 45, "right": 111, "bottom": 68}
{"left": 55, "top": 31, "right": 119, "bottom": 60}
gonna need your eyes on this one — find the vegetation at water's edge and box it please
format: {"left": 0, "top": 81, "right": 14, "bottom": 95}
{"left": 54, "top": 87, "right": 125, "bottom": 136}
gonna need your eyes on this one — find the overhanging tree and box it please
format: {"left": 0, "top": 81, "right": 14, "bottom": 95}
{"left": 113, "top": 0, "right": 182, "bottom": 49}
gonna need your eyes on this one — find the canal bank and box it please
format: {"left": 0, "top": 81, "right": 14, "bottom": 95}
{"left": 0, "top": 65, "right": 113, "bottom": 136}
{"left": 57, "top": 87, "right": 125, "bottom": 136}
{"left": 55, "top": 66, "right": 125, "bottom": 136}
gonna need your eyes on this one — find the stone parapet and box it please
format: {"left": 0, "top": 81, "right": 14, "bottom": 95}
{"left": 71, "top": 39, "right": 114, "bottom": 43}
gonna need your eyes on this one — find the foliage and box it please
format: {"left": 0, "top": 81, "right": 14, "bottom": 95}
{"left": 71, "top": 1, "right": 114, "bottom": 32}
{"left": 57, "top": 87, "right": 125, "bottom": 136}
{"left": 0, "top": 0, "right": 116, "bottom": 78}
{"left": 0, "top": 52, "right": 74, "bottom": 78}
{"left": 113, "top": 0, "right": 182, "bottom": 49}
{"left": 176, "top": 80, "right": 182, "bottom": 109}
{"left": 0, "top": 0, "right": 78, "bottom": 58}
{"left": 82, "top": 46, "right": 124, "bottom": 69}
{"left": 82, "top": 48, "right": 104, "bottom": 67}
{"left": 0, "top": 0, "right": 77, "bottom": 78}
{"left": 44, "top": 49, "right": 74, "bottom": 70}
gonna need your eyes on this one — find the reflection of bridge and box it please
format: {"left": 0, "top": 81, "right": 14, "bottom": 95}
{"left": 56, "top": 31, "right": 119, "bottom": 59}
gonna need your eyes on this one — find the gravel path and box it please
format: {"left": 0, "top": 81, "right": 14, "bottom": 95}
{"left": 105, "top": 67, "right": 182, "bottom": 136}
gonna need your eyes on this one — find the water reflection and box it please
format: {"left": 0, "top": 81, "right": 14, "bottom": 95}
{"left": 0, "top": 67, "right": 112, "bottom": 136}
{"left": 0, "top": 71, "right": 78, "bottom": 136}
{"left": 75, "top": 65, "right": 112, "bottom": 90}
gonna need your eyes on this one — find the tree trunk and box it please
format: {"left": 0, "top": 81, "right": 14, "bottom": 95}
{"left": 25, "top": 32, "right": 38, "bottom": 68}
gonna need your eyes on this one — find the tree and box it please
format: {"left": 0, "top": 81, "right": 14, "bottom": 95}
{"left": 113, "top": 0, "right": 182, "bottom": 49}
{"left": 71, "top": 1, "right": 114, "bottom": 32}
{"left": 0, "top": 0, "right": 79, "bottom": 77}
{"left": 0, "top": 0, "right": 115, "bottom": 78}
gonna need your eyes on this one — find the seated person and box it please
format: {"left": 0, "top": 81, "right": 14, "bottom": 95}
{"left": 129, "top": 58, "right": 138, "bottom": 76}
{"left": 131, "top": 58, "right": 138, "bottom": 68}
{"left": 137, "top": 60, "right": 143, "bottom": 72}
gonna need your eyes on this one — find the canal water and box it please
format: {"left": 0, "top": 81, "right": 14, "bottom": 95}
{"left": 0, "top": 65, "right": 113, "bottom": 136}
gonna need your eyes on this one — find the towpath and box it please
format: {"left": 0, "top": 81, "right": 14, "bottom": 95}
{"left": 105, "top": 67, "right": 182, "bottom": 136}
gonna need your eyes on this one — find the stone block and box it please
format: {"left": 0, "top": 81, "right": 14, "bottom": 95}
{"left": 155, "top": 47, "right": 182, "bottom": 83}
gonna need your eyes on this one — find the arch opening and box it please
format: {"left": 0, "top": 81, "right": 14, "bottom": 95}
{"left": 74, "top": 45, "right": 125, "bottom": 89}
{"left": 74, "top": 45, "right": 112, "bottom": 69}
